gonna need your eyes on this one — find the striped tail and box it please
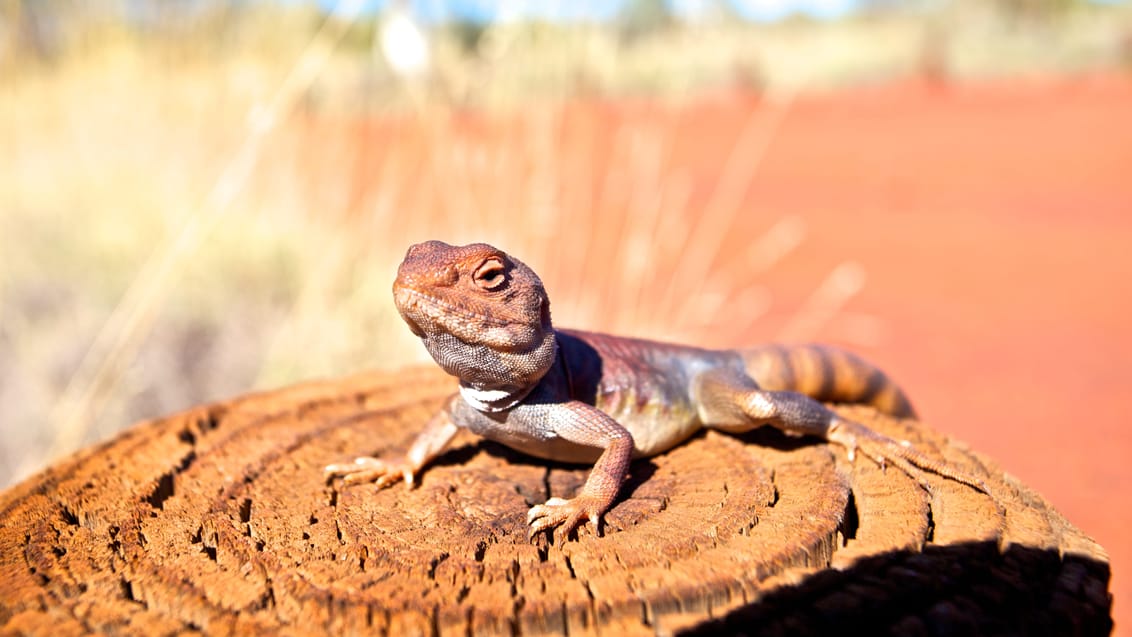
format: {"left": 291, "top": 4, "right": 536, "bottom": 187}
{"left": 740, "top": 344, "right": 917, "bottom": 419}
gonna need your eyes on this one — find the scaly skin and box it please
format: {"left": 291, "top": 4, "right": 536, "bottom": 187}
{"left": 326, "top": 241, "right": 992, "bottom": 542}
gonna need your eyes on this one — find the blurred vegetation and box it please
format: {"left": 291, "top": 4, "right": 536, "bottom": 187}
{"left": 4, "top": 1, "right": 1131, "bottom": 103}
{"left": 1, "top": 0, "right": 1130, "bottom": 487}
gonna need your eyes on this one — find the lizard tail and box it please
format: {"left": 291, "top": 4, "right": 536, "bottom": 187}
{"left": 740, "top": 344, "right": 917, "bottom": 419}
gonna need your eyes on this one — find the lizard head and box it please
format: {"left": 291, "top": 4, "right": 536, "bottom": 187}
{"left": 393, "top": 241, "right": 557, "bottom": 390}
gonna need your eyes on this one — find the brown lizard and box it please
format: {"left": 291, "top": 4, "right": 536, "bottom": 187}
{"left": 327, "top": 240, "right": 991, "bottom": 542}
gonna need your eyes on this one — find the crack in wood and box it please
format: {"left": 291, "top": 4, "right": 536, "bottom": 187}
{"left": 238, "top": 497, "right": 253, "bottom": 524}
{"left": 925, "top": 494, "right": 937, "bottom": 544}
{"left": 841, "top": 488, "right": 860, "bottom": 545}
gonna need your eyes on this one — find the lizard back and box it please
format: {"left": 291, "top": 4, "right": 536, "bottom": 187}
{"left": 557, "top": 329, "right": 747, "bottom": 456}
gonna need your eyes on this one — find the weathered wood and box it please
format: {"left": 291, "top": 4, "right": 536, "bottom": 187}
{"left": 0, "top": 368, "right": 1112, "bottom": 635}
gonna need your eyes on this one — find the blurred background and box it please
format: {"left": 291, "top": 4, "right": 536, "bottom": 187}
{"left": 2, "top": 0, "right": 1131, "bottom": 629}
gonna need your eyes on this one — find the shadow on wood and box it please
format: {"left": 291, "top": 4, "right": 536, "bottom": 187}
{"left": 684, "top": 543, "right": 1111, "bottom": 636}
{"left": 0, "top": 367, "right": 1112, "bottom": 635}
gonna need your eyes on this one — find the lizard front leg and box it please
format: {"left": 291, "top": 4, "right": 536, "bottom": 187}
{"left": 325, "top": 395, "right": 461, "bottom": 487}
{"left": 520, "top": 401, "right": 634, "bottom": 542}
{"left": 692, "top": 368, "right": 990, "bottom": 495}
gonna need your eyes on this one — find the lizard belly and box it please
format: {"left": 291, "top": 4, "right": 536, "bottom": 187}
{"left": 473, "top": 411, "right": 701, "bottom": 464}
{"left": 457, "top": 392, "right": 701, "bottom": 463}
{"left": 489, "top": 416, "right": 701, "bottom": 462}
{"left": 601, "top": 397, "right": 703, "bottom": 458}
{"left": 468, "top": 414, "right": 697, "bottom": 463}
{"left": 458, "top": 401, "right": 611, "bottom": 465}
{"left": 493, "top": 435, "right": 605, "bottom": 465}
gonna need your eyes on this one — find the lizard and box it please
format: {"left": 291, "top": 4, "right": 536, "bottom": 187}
{"left": 326, "top": 240, "right": 991, "bottom": 542}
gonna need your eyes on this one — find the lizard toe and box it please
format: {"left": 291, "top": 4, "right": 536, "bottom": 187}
{"left": 526, "top": 497, "right": 570, "bottom": 523}
{"left": 325, "top": 456, "right": 385, "bottom": 475}
{"left": 527, "top": 496, "right": 605, "bottom": 542}
{"left": 553, "top": 512, "right": 586, "bottom": 544}
{"left": 527, "top": 498, "right": 571, "bottom": 538}
{"left": 340, "top": 469, "right": 389, "bottom": 485}
{"left": 326, "top": 455, "right": 415, "bottom": 488}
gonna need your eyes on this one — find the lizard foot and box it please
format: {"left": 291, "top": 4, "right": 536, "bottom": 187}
{"left": 527, "top": 496, "right": 605, "bottom": 543}
{"left": 325, "top": 456, "right": 417, "bottom": 488}
{"left": 827, "top": 416, "right": 992, "bottom": 496}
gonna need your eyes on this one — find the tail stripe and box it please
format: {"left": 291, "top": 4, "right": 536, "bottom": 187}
{"left": 767, "top": 344, "right": 795, "bottom": 390}
{"left": 814, "top": 346, "right": 838, "bottom": 400}
{"left": 852, "top": 361, "right": 888, "bottom": 407}
{"left": 742, "top": 344, "right": 917, "bottom": 419}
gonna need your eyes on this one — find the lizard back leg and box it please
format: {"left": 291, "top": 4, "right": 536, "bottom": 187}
{"left": 691, "top": 368, "right": 990, "bottom": 495}
{"left": 741, "top": 344, "right": 916, "bottom": 418}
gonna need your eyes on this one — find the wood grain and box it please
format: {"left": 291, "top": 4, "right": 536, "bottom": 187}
{"left": 0, "top": 368, "right": 1112, "bottom": 635}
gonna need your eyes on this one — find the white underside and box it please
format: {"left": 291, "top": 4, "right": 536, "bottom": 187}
{"left": 459, "top": 384, "right": 525, "bottom": 412}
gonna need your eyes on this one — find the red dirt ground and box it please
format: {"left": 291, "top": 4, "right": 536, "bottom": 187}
{"left": 679, "top": 74, "right": 1132, "bottom": 632}
{"left": 331, "top": 72, "right": 1132, "bottom": 630}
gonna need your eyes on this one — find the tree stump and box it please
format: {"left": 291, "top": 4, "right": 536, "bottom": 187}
{"left": 0, "top": 367, "right": 1112, "bottom": 636}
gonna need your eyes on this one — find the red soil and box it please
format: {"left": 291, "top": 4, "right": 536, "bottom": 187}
{"left": 689, "top": 75, "right": 1132, "bottom": 631}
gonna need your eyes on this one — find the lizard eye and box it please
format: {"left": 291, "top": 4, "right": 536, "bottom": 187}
{"left": 474, "top": 258, "right": 507, "bottom": 290}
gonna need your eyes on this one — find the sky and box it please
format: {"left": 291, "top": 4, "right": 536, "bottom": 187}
{"left": 315, "top": 0, "right": 865, "bottom": 23}
{"left": 316, "top": 0, "right": 1127, "bottom": 23}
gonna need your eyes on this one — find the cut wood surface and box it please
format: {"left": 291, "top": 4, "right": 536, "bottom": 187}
{"left": 0, "top": 367, "right": 1112, "bottom": 635}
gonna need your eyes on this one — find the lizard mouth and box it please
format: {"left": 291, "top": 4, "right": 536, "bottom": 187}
{"left": 393, "top": 287, "right": 428, "bottom": 337}
{"left": 399, "top": 311, "right": 426, "bottom": 337}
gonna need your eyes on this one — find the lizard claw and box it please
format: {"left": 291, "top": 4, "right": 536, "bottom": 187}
{"left": 527, "top": 496, "right": 604, "bottom": 543}
{"left": 827, "top": 420, "right": 859, "bottom": 463}
{"left": 828, "top": 417, "right": 894, "bottom": 469}
{"left": 325, "top": 456, "right": 416, "bottom": 488}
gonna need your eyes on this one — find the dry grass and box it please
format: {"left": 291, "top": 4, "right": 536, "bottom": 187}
{"left": 2, "top": 2, "right": 1129, "bottom": 488}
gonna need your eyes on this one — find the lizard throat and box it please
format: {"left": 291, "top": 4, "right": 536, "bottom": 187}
{"left": 422, "top": 328, "right": 558, "bottom": 400}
